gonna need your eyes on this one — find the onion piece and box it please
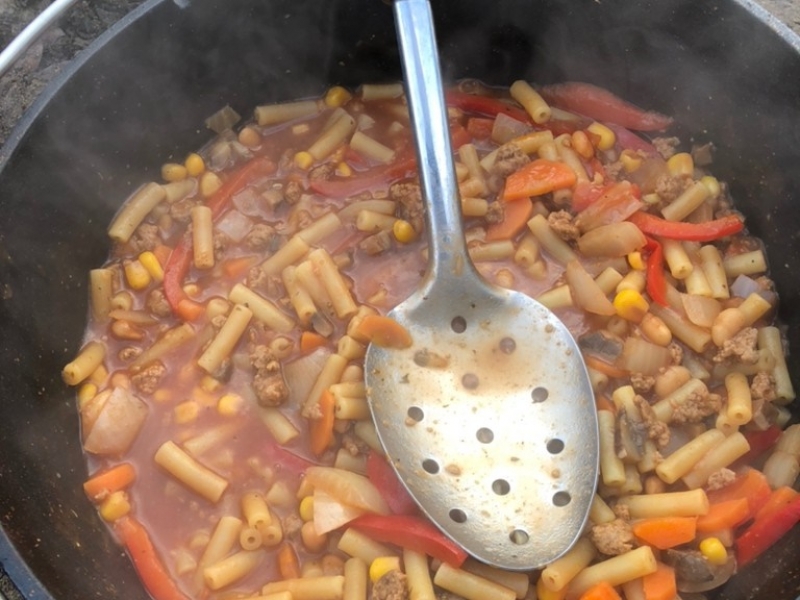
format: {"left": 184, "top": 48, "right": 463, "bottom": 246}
{"left": 305, "top": 466, "right": 390, "bottom": 515}
{"left": 205, "top": 105, "right": 241, "bottom": 134}
{"left": 313, "top": 490, "right": 365, "bottom": 534}
{"left": 83, "top": 387, "right": 148, "bottom": 456}
{"left": 730, "top": 274, "right": 761, "bottom": 299}
{"left": 618, "top": 337, "right": 672, "bottom": 375}
{"left": 565, "top": 260, "right": 616, "bottom": 315}
{"left": 490, "top": 112, "right": 533, "bottom": 144}
{"left": 575, "top": 181, "right": 643, "bottom": 231}
{"left": 577, "top": 221, "right": 647, "bottom": 257}
{"left": 284, "top": 348, "right": 332, "bottom": 407}
{"left": 216, "top": 210, "right": 253, "bottom": 242}
{"left": 681, "top": 294, "right": 722, "bottom": 328}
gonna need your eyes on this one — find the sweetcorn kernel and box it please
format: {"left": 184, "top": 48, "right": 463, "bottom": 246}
{"left": 299, "top": 496, "right": 315, "bottom": 522}
{"left": 99, "top": 491, "right": 131, "bottom": 522}
{"left": 324, "top": 86, "right": 353, "bottom": 108}
{"left": 620, "top": 149, "right": 643, "bottom": 173}
{"left": 184, "top": 153, "right": 205, "bottom": 177}
{"left": 627, "top": 251, "right": 645, "bottom": 271}
{"left": 138, "top": 251, "right": 164, "bottom": 281}
{"left": 667, "top": 152, "right": 694, "bottom": 176}
{"left": 392, "top": 219, "right": 416, "bottom": 244}
{"left": 78, "top": 383, "right": 98, "bottom": 408}
{"left": 217, "top": 393, "right": 244, "bottom": 417}
{"left": 161, "top": 162, "right": 188, "bottom": 182}
{"left": 124, "top": 260, "right": 151, "bottom": 290}
{"left": 200, "top": 171, "right": 222, "bottom": 197}
{"left": 369, "top": 556, "right": 401, "bottom": 584}
{"left": 699, "top": 537, "right": 728, "bottom": 566}
{"left": 294, "top": 151, "right": 314, "bottom": 170}
{"left": 613, "top": 289, "right": 650, "bottom": 322}
{"left": 336, "top": 161, "right": 352, "bottom": 177}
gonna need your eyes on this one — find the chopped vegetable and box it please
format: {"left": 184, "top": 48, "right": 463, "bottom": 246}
{"left": 84, "top": 463, "right": 136, "bottom": 503}
{"left": 578, "top": 581, "right": 622, "bottom": 600}
{"left": 575, "top": 181, "right": 643, "bottom": 231}
{"left": 628, "top": 212, "right": 745, "bottom": 241}
{"left": 366, "top": 450, "right": 418, "bottom": 515}
{"left": 309, "top": 155, "right": 416, "bottom": 198}
{"left": 304, "top": 467, "right": 390, "bottom": 515}
{"left": 632, "top": 516, "right": 697, "bottom": 549}
{"left": 642, "top": 563, "right": 677, "bottom": 600}
{"left": 485, "top": 198, "right": 534, "bottom": 241}
{"left": 643, "top": 237, "right": 668, "bottom": 306}
{"left": 696, "top": 498, "right": 750, "bottom": 532}
{"left": 277, "top": 543, "right": 300, "bottom": 580}
{"left": 300, "top": 331, "right": 328, "bottom": 354}
{"left": 707, "top": 468, "right": 771, "bottom": 520}
{"left": 502, "top": 159, "right": 577, "bottom": 202}
{"left": 754, "top": 486, "right": 800, "bottom": 523}
{"left": 735, "top": 495, "right": 800, "bottom": 567}
{"left": 353, "top": 315, "right": 412, "bottom": 348}
{"left": 309, "top": 390, "right": 336, "bottom": 456}
{"left": 444, "top": 89, "right": 531, "bottom": 123}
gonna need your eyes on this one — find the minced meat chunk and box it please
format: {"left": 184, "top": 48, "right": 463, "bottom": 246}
{"left": 309, "top": 163, "right": 334, "bottom": 181}
{"left": 391, "top": 182, "right": 424, "bottom": 233}
{"left": 706, "top": 467, "right": 737, "bottom": 491}
{"left": 128, "top": 223, "right": 161, "bottom": 253}
{"left": 485, "top": 201, "right": 504, "bottom": 224}
{"left": 371, "top": 570, "right": 409, "bottom": 600}
{"left": 655, "top": 174, "right": 690, "bottom": 203}
{"left": 590, "top": 519, "right": 634, "bottom": 556}
{"left": 359, "top": 230, "right": 393, "bottom": 256}
{"left": 250, "top": 345, "right": 288, "bottom": 407}
{"left": 547, "top": 210, "right": 580, "bottom": 242}
{"left": 284, "top": 180, "right": 303, "bottom": 204}
{"left": 283, "top": 513, "right": 303, "bottom": 538}
{"left": 169, "top": 197, "right": 197, "bottom": 223}
{"left": 652, "top": 136, "right": 681, "bottom": 160}
{"left": 244, "top": 223, "right": 276, "bottom": 250}
{"left": 490, "top": 142, "right": 530, "bottom": 179}
{"left": 131, "top": 361, "right": 166, "bottom": 394}
{"left": 751, "top": 371, "right": 777, "bottom": 402}
{"left": 714, "top": 327, "right": 758, "bottom": 364}
{"left": 146, "top": 288, "right": 172, "bottom": 318}
{"left": 670, "top": 390, "right": 723, "bottom": 425}
{"left": 668, "top": 342, "right": 684, "bottom": 365}
{"left": 213, "top": 231, "right": 230, "bottom": 260}
{"left": 630, "top": 372, "right": 655, "bottom": 394}
{"left": 635, "top": 395, "right": 670, "bottom": 447}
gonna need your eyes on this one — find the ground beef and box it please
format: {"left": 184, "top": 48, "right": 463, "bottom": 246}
{"left": 691, "top": 142, "right": 715, "bottom": 167}
{"left": 484, "top": 201, "right": 504, "bottom": 224}
{"left": 170, "top": 197, "right": 197, "bottom": 223}
{"left": 635, "top": 395, "right": 671, "bottom": 447}
{"left": 652, "top": 136, "right": 681, "bottom": 160}
{"left": 128, "top": 223, "right": 161, "bottom": 253}
{"left": 309, "top": 163, "right": 334, "bottom": 181}
{"left": 751, "top": 371, "right": 777, "bottom": 402}
{"left": 391, "top": 182, "right": 424, "bottom": 233}
{"left": 359, "top": 230, "right": 393, "bottom": 256}
{"left": 612, "top": 502, "right": 631, "bottom": 521}
{"left": 371, "top": 570, "right": 409, "bottom": 600}
{"left": 146, "top": 288, "right": 172, "bottom": 318}
{"left": 590, "top": 519, "right": 634, "bottom": 556}
{"left": 213, "top": 231, "right": 230, "bottom": 260}
{"left": 713, "top": 327, "right": 758, "bottom": 364}
{"left": 284, "top": 180, "right": 303, "bottom": 204}
{"left": 250, "top": 345, "right": 288, "bottom": 406}
{"left": 341, "top": 433, "right": 370, "bottom": 457}
{"left": 630, "top": 372, "right": 655, "bottom": 394}
{"left": 706, "top": 467, "right": 737, "bottom": 491}
{"left": 118, "top": 347, "right": 141, "bottom": 362}
{"left": 670, "top": 391, "right": 723, "bottom": 425}
{"left": 246, "top": 265, "right": 270, "bottom": 291}
{"left": 131, "top": 361, "right": 166, "bottom": 394}
{"left": 283, "top": 513, "right": 303, "bottom": 538}
{"left": 490, "top": 142, "right": 530, "bottom": 179}
{"left": 547, "top": 210, "right": 580, "bottom": 242}
{"left": 655, "top": 174, "right": 690, "bottom": 203}
{"left": 668, "top": 342, "right": 684, "bottom": 365}
{"left": 244, "top": 223, "right": 276, "bottom": 250}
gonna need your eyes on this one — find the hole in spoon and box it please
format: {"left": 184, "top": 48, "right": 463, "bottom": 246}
{"left": 476, "top": 427, "right": 494, "bottom": 443}
{"left": 461, "top": 373, "right": 479, "bottom": 389}
{"left": 499, "top": 337, "right": 516, "bottom": 354}
{"left": 509, "top": 529, "right": 529, "bottom": 545}
{"left": 422, "top": 458, "right": 439, "bottom": 474}
{"left": 451, "top": 316, "right": 467, "bottom": 333}
{"left": 407, "top": 406, "right": 424, "bottom": 422}
{"left": 449, "top": 508, "right": 467, "bottom": 523}
{"left": 553, "top": 491, "right": 571, "bottom": 507}
{"left": 492, "top": 479, "right": 510, "bottom": 496}
{"left": 547, "top": 438, "right": 565, "bottom": 454}
{"left": 531, "top": 387, "right": 549, "bottom": 403}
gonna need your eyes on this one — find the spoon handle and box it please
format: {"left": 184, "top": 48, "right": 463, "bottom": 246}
{"left": 393, "top": 0, "right": 472, "bottom": 279}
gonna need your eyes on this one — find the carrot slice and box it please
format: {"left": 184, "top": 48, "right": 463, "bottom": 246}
{"left": 502, "top": 158, "right": 577, "bottom": 202}
{"left": 176, "top": 298, "right": 205, "bottom": 322}
{"left": 300, "top": 331, "right": 328, "bottom": 354}
{"left": 277, "top": 543, "right": 301, "bottom": 580}
{"left": 632, "top": 516, "right": 697, "bottom": 549}
{"left": 696, "top": 498, "right": 750, "bottom": 533}
{"left": 466, "top": 117, "right": 495, "bottom": 139}
{"left": 584, "top": 355, "right": 630, "bottom": 379}
{"left": 642, "top": 563, "right": 677, "bottom": 600}
{"left": 353, "top": 315, "right": 412, "bottom": 349}
{"left": 486, "top": 198, "right": 534, "bottom": 242}
{"left": 222, "top": 256, "right": 258, "bottom": 279}
{"left": 578, "top": 581, "right": 622, "bottom": 600}
{"left": 152, "top": 244, "right": 172, "bottom": 268}
{"left": 83, "top": 463, "right": 136, "bottom": 502}
{"left": 755, "top": 486, "right": 800, "bottom": 523}
{"left": 309, "top": 389, "right": 336, "bottom": 456}
{"left": 706, "top": 468, "right": 771, "bottom": 520}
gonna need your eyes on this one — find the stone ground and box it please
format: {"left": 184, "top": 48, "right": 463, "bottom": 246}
{"left": 0, "top": 0, "right": 797, "bottom": 145}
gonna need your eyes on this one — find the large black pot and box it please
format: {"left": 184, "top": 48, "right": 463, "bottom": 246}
{"left": 0, "top": 0, "right": 798, "bottom": 598}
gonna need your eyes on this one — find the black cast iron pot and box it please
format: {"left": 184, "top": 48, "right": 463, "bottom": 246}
{"left": 0, "top": 0, "right": 798, "bottom": 598}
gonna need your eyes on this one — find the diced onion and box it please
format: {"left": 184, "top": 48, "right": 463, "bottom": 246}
{"left": 680, "top": 294, "right": 722, "bottom": 328}
{"left": 618, "top": 337, "right": 672, "bottom": 375}
{"left": 730, "top": 274, "right": 761, "bottom": 299}
{"left": 205, "top": 105, "right": 242, "bottom": 134}
{"left": 215, "top": 210, "right": 253, "bottom": 243}
{"left": 283, "top": 348, "right": 332, "bottom": 407}
{"left": 490, "top": 113, "right": 533, "bottom": 145}
{"left": 565, "top": 260, "right": 616, "bottom": 316}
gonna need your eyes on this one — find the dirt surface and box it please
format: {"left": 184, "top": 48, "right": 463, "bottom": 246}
{"left": 0, "top": 0, "right": 796, "bottom": 144}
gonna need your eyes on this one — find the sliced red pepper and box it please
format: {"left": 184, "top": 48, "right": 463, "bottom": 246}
{"left": 539, "top": 82, "right": 673, "bottom": 131}
{"left": 310, "top": 155, "right": 417, "bottom": 198}
{"left": 644, "top": 236, "right": 668, "bottom": 306}
{"left": 162, "top": 239, "right": 193, "bottom": 318}
{"left": 265, "top": 438, "right": 317, "bottom": 475}
{"left": 115, "top": 517, "right": 190, "bottom": 600}
{"left": 349, "top": 513, "right": 467, "bottom": 566}
{"left": 735, "top": 495, "right": 800, "bottom": 568}
{"left": 206, "top": 156, "right": 276, "bottom": 219}
{"left": 736, "top": 425, "right": 783, "bottom": 467}
{"left": 466, "top": 117, "right": 495, "bottom": 139}
{"left": 444, "top": 89, "right": 531, "bottom": 124}
{"left": 366, "top": 451, "right": 418, "bottom": 515}
{"left": 628, "top": 211, "right": 745, "bottom": 241}
{"left": 571, "top": 181, "right": 609, "bottom": 213}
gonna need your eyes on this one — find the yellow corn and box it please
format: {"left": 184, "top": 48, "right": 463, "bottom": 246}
{"left": 174, "top": 401, "right": 199, "bottom": 424}
{"left": 184, "top": 152, "right": 205, "bottom": 177}
{"left": 667, "top": 152, "right": 694, "bottom": 176}
{"left": 217, "top": 393, "right": 244, "bottom": 417}
{"left": 325, "top": 86, "right": 353, "bottom": 108}
{"left": 536, "top": 576, "right": 567, "bottom": 600}
{"left": 200, "top": 171, "right": 222, "bottom": 197}
{"left": 299, "top": 496, "right": 315, "bottom": 522}
{"left": 620, "top": 149, "right": 642, "bottom": 173}
{"left": 336, "top": 161, "right": 352, "bottom": 177}
{"left": 161, "top": 162, "right": 188, "bottom": 182}
{"left": 183, "top": 283, "right": 201, "bottom": 298}
{"left": 393, "top": 219, "right": 416, "bottom": 244}
{"left": 238, "top": 126, "right": 262, "bottom": 148}
{"left": 200, "top": 375, "right": 222, "bottom": 393}
{"left": 627, "top": 251, "right": 645, "bottom": 271}
{"left": 613, "top": 289, "right": 650, "bottom": 322}
{"left": 294, "top": 151, "right": 314, "bottom": 170}
{"left": 124, "top": 260, "right": 151, "bottom": 290}
{"left": 77, "top": 383, "right": 97, "bottom": 408}
{"left": 701, "top": 175, "right": 721, "bottom": 198}
{"left": 138, "top": 251, "right": 164, "bottom": 281}
{"left": 99, "top": 491, "right": 131, "bottom": 522}
{"left": 586, "top": 122, "right": 616, "bottom": 151}
{"left": 642, "top": 192, "right": 661, "bottom": 205}
{"left": 369, "top": 556, "right": 401, "bottom": 583}
{"left": 699, "top": 537, "right": 728, "bottom": 566}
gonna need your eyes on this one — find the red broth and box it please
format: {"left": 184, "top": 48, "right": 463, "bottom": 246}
{"left": 65, "top": 81, "right": 799, "bottom": 600}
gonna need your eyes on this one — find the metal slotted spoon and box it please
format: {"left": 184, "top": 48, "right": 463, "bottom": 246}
{"left": 364, "top": 0, "right": 599, "bottom": 571}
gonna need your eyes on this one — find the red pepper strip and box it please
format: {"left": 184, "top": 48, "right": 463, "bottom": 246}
{"left": 644, "top": 236, "right": 668, "bottom": 306}
{"left": 629, "top": 211, "right": 745, "bottom": 242}
{"left": 444, "top": 89, "right": 531, "bottom": 123}
{"left": 310, "top": 155, "right": 417, "bottom": 198}
{"left": 349, "top": 514, "right": 468, "bottom": 566}
{"left": 366, "top": 451, "right": 418, "bottom": 515}
{"left": 735, "top": 495, "right": 800, "bottom": 568}
{"left": 736, "top": 425, "right": 783, "bottom": 467}
{"left": 265, "top": 438, "right": 317, "bottom": 475}
{"left": 161, "top": 157, "right": 277, "bottom": 318}
{"left": 115, "top": 516, "right": 190, "bottom": 600}
{"left": 539, "top": 82, "right": 673, "bottom": 131}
